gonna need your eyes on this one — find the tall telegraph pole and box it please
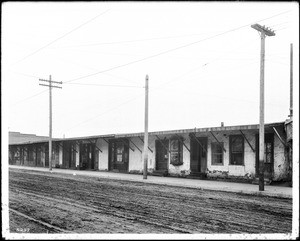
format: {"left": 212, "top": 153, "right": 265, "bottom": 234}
{"left": 251, "top": 24, "right": 275, "bottom": 191}
{"left": 289, "top": 43, "right": 293, "bottom": 117}
{"left": 143, "top": 75, "right": 149, "bottom": 179}
{"left": 39, "top": 76, "right": 62, "bottom": 171}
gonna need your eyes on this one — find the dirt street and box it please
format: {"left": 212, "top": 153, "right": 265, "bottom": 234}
{"left": 9, "top": 168, "right": 292, "bottom": 234}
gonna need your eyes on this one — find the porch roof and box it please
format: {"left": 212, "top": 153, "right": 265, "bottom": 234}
{"left": 114, "top": 122, "right": 285, "bottom": 138}
{"left": 9, "top": 122, "right": 284, "bottom": 145}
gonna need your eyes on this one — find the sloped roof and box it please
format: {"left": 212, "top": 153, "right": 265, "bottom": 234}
{"left": 9, "top": 121, "right": 285, "bottom": 145}
{"left": 9, "top": 132, "right": 58, "bottom": 145}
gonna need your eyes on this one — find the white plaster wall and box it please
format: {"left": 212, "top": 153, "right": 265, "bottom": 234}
{"left": 168, "top": 133, "right": 191, "bottom": 176}
{"left": 205, "top": 130, "right": 256, "bottom": 178}
{"left": 128, "top": 137, "right": 143, "bottom": 172}
{"left": 98, "top": 139, "right": 109, "bottom": 171}
{"left": 147, "top": 135, "right": 156, "bottom": 171}
{"left": 129, "top": 136, "right": 156, "bottom": 173}
{"left": 58, "top": 143, "right": 63, "bottom": 165}
{"left": 75, "top": 143, "right": 80, "bottom": 167}
{"left": 273, "top": 134, "right": 287, "bottom": 180}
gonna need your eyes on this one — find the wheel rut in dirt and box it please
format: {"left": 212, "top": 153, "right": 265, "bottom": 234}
{"left": 9, "top": 168, "right": 292, "bottom": 233}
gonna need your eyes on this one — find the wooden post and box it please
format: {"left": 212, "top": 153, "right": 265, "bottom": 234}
{"left": 289, "top": 43, "right": 293, "bottom": 117}
{"left": 49, "top": 75, "right": 52, "bottom": 171}
{"left": 251, "top": 24, "right": 275, "bottom": 191}
{"left": 143, "top": 75, "right": 149, "bottom": 179}
{"left": 259, "top": 33, "right": 265, "bottom": 191}
{"left": 39, "top": 75, "right": 62, "bottom": 171}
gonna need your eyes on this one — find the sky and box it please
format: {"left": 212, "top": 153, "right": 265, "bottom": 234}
{"left": 2, "top": 1, "right": 299, "bottom": 138}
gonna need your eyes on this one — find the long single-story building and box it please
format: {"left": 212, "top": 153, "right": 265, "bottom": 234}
{"left": 8, "top": 121, "right": 293, "bottom": 183}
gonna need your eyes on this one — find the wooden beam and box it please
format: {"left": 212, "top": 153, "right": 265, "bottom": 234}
{"left": 273, "top": 127, "right": 292, "bottom": 150}
{"left": 102, "top": 138, "right": 109, "bottom": 144}
{"left": 138, "top": 136, "right": 153, "bottom": 153}
{"left": 87, "top": 139, "right": 102, "bottom": 153}
{"left": 120, "top": 139, "right": 134, "bottom": 152}
{"left": 240, "top": 130, "right": 255, "bottom": 153}
{"left": 129, "top": 139, "right": 142, "bottom": 153}
{"left": 189, "top": 133, "right": 207, "bottom": 153}
{"left": 69, "top": 141, "right": 79, "bottom": 153}
{"left": 155, "top": 135, "right": 170, "bottom": 153}
{"left": 71, "top": 146, "right": 78, "bottom": 153}
{"left": 210, "top": 131, "right": 226, "bottom": 153}
{"left": 175, "top": 134, "right": 190, "bottom": 152}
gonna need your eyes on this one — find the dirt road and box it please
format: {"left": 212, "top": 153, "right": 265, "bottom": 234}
{"left": 9, "top": 168, "right": 292, "bottom": 234}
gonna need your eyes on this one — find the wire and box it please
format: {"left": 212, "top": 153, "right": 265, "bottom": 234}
{"left": 269, "top": 21, "right": 290, "bottom": 28}
{"left": 63, "top": 9, "right": 292, "bottom": 84}
{"left": 8, "top": 70, "right": 43, "bottom": 79}
{"left": 11, "top": 9, "right": 110, "bottom": 66}
{"left": 50, "top": 31, "right": 219, "bottom": 49}
{"left": 11, "top": 90, "right": 48, "bottom": 106}
{"left": 65, "top": 82, "right": 144, "bottom": 88}
{"left": 64, "top": 93, "right": 144, "bottom": 132}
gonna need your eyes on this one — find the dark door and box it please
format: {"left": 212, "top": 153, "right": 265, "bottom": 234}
{"left": 63, "top": 142, "right": 77, "bottom": 169}
{"left": 256, "top": 133, "right": 274, "bottom": 179}
{"left": 109, "top": 139, "right": 129, "bottom": 172}
{"left": 80, "top": 143, "right": 95, "bottom": 170}
{"left": 36, "top": 145, "right": 42, "bottom": 167}
{"left": 155, "top": 139, "right": 169, "bottom": 171}
{"left": 190, "top": 137, "right": 207, "bottom": 173}
{"left": 63, "top": 142, "right": 71, "bottom": 168}
{"left": 44, "top": 145, "right": 49, "bottom": 167}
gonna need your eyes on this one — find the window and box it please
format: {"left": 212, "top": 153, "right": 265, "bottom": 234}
{"left": 170, "top": 138, "right": 183, "bottom": 166}
{"left": 229, "top": 135, "right": 244, "bottom": 165}
{"left": 211, "top": 142, "right": 223, "bottom": 165}
{"left": 116, "top": 144, "right": 124, "bottom": 162}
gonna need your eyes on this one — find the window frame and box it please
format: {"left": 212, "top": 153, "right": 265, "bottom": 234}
{"left": 229, "top": 135, "right": 244, "bottom": 166}
{"left": 211, "top": 142, "right": 224, "bottom": 165}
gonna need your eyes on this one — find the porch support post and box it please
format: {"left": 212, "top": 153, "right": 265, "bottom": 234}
{"left": 129, "top": 139, "right": 142, "bottom": 153}
{"left": 120, "top": 139, "right": 135, "bottom": 152}
{"left": 138, "top": 136, "right": 153, "bottom": 153}
{"left": 87, "top": 139, "right": 102, "bottom": 153}
{"left": 210, "top": 131, "right": 226, "bottom": 153}
{"left": 175, "top": 134, "right": 190, "bottom": 152}
{"left": 189, "top": 133, "right": 207, "bottom": 153}
{"left": 155, "top": 135, "right": 170, "bottom": 153}
{"left": 273, "top": 127, "right": 291, "bottom": 150}
{"left": 102, "top": 138, "right": 109, "bottom": 144}
{"left": 240, "top": 130, "right": 256, "bottom": 152}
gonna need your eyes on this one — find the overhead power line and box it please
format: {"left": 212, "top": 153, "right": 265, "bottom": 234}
{"left": 65, "top": 83, "right": 143, "bottom": 88}
{"left": 50, "top": 31, "right": 219, "bottom": 48}
{"left": 64, "top": 9, "right": 291, "bottom": 84}
{"left": 11, "top": 9, "right": 110, "bottom": 65}
{"left": 11, "top": 90, "right": 48, "bottom": 106}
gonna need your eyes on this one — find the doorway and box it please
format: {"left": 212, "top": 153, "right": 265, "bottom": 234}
{"left": 155, "top": 139, "right": 169, "bottom": 171}
{"left": 109, "top": 139, "right": 129, "bottom": 172}
{"left": 80, "top": 142, "right": 95, "bottom": 170}
{"left": 255, "top": 133, "right": 274, "bottom": 179}
{"left": 190, "top": 137, "right": 207, "bottom": 174}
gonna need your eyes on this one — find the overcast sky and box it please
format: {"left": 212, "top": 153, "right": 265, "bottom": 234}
{"left": 2, "top": 1, "right": 299, "bottom": 138}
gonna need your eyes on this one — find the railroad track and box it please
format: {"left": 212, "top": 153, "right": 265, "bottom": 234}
{"left": 9, "top": 208, "right": 74, "bottom": 233}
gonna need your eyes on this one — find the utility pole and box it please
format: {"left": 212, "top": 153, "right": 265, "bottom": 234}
{"left": 39, "top": 76, "right": 62, "bottom": 171}
{"left": 251, "top": 24, "right": 275, "bottom": 191}
{"left": 289, "top": 43, "right": 293, "bottom": 118}
{"left": 143, "top": 75, "right": 149, "bottom": 179}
